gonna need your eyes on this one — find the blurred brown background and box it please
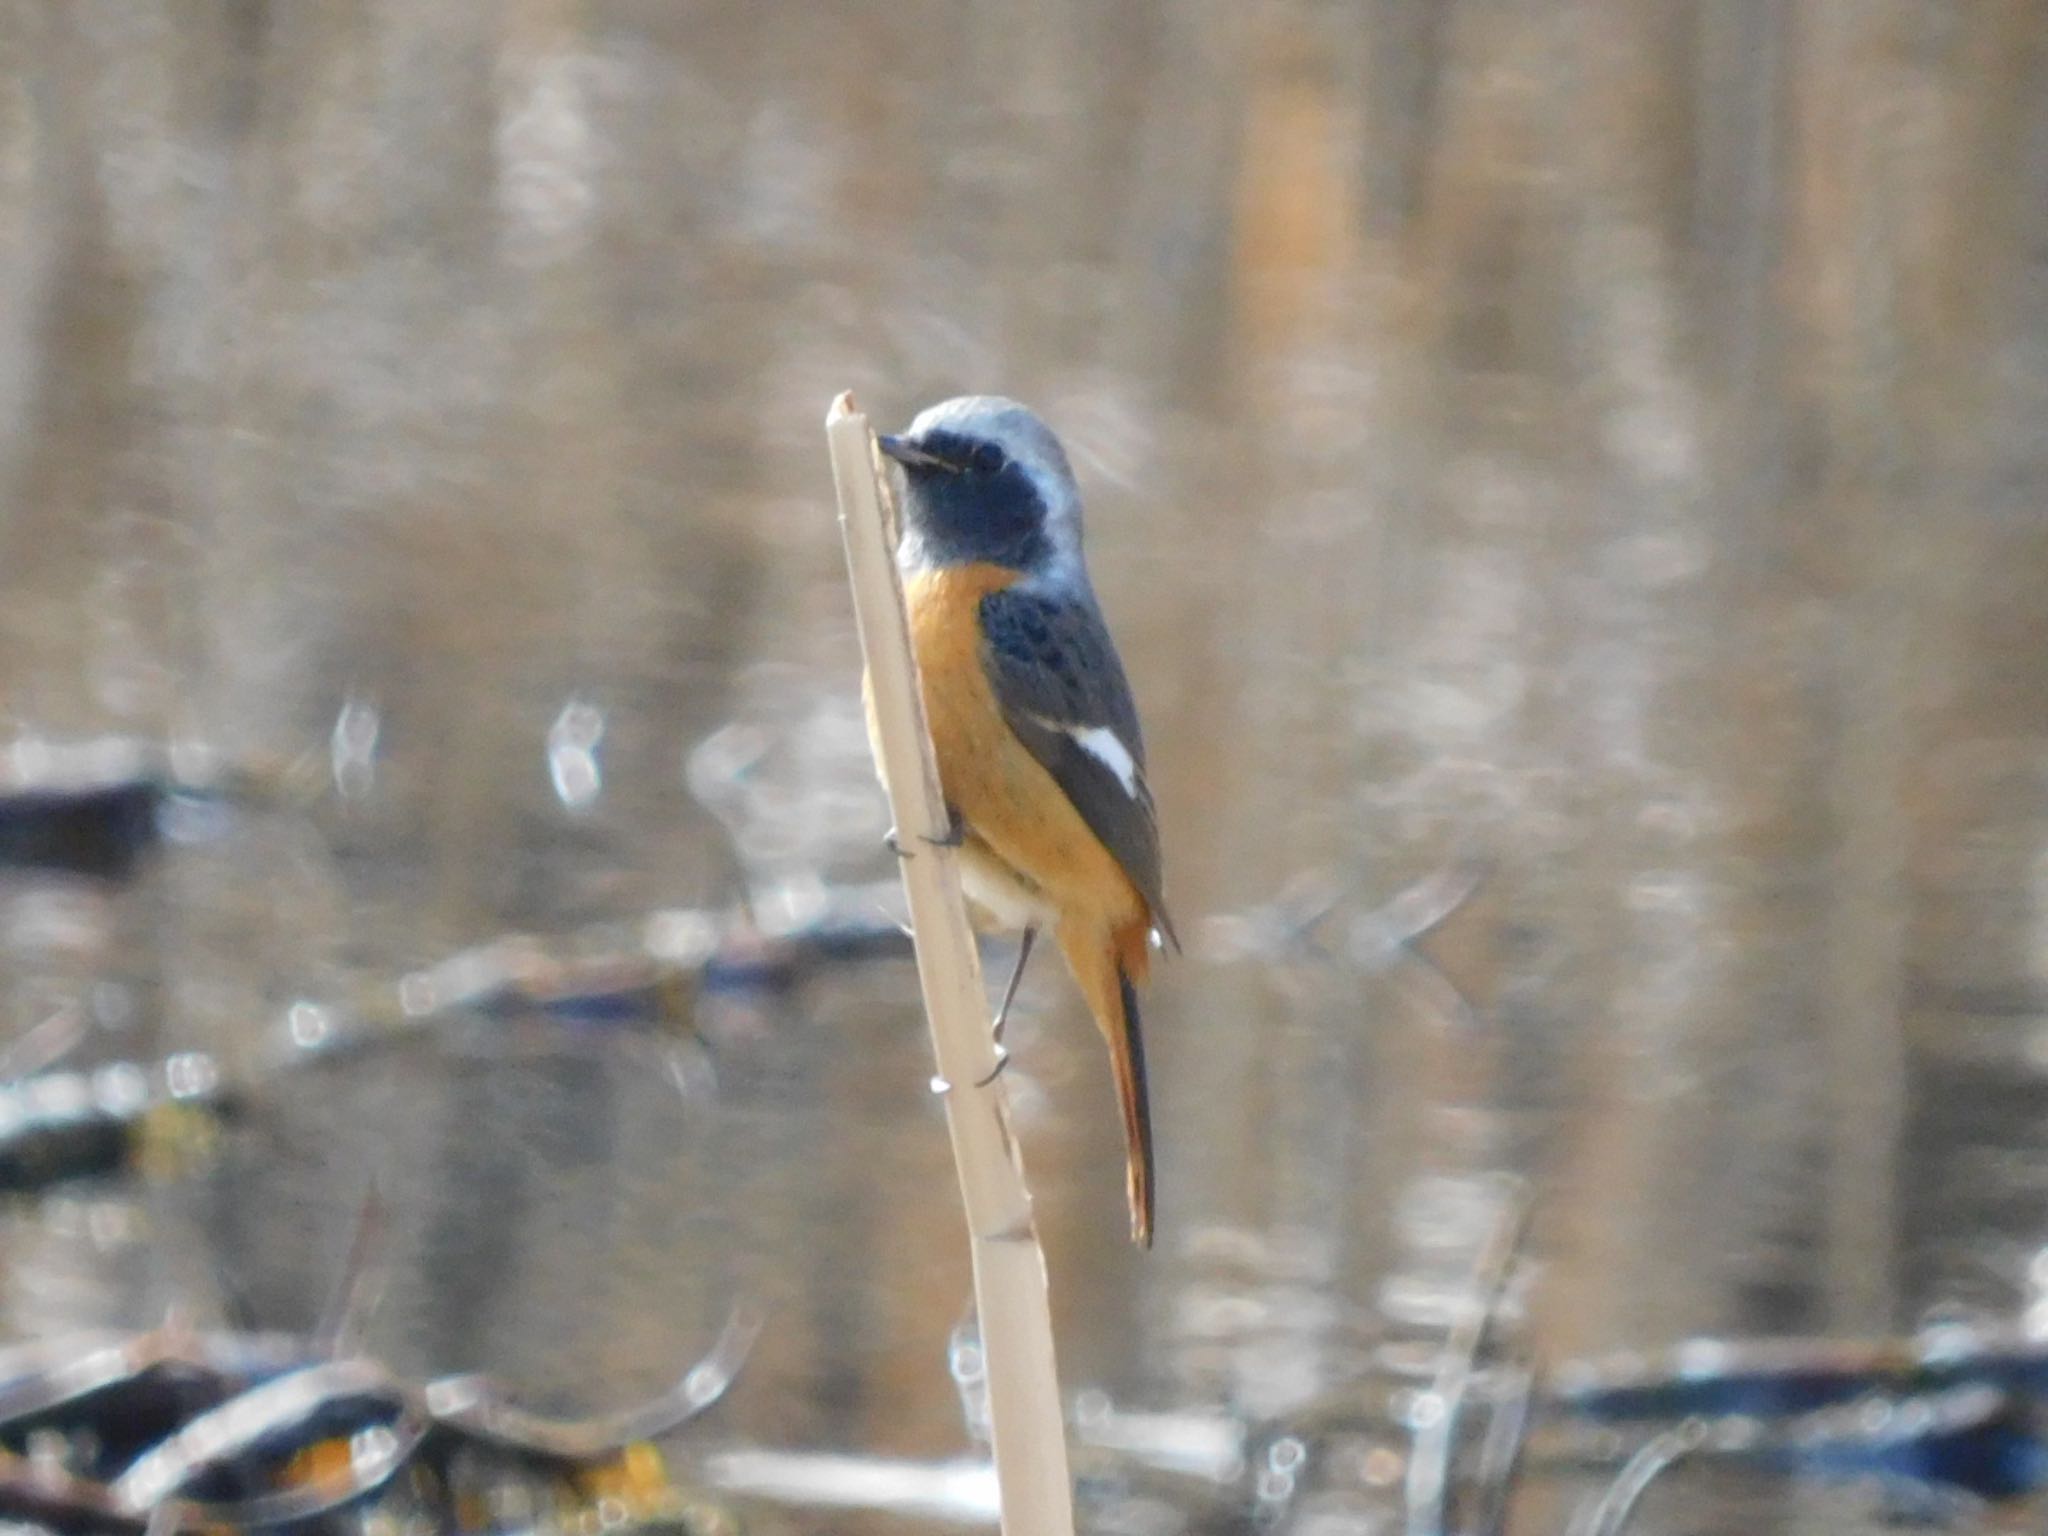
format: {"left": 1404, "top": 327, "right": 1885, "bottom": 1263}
{"left": 1, "top": 3, "right": 2045, "bottom": 1532}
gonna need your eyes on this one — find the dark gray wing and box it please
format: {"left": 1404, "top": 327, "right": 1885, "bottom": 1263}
{"left": 978, "top": 587, "right": 1175, "bottom": 944}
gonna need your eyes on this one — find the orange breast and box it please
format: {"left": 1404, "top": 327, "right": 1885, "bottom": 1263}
{"left": 895, "top": 563, "right": 1147, "bottom": 934}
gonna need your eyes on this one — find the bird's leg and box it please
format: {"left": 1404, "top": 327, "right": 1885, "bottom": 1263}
{"left": 991, "top": 926, "right": 1036, "bottom": 1043}
{"left": 976, "top": 926, "right": 1036, "bottom": 1086}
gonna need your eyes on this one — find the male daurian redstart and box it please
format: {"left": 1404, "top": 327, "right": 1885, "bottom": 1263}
{"left": 867, "top": 396, "right": 1175, "bottom": 1247}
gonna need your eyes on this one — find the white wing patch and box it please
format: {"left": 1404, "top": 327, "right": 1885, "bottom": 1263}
{"left": 1066, "top": 724, "right": 1141, "bottom": 799}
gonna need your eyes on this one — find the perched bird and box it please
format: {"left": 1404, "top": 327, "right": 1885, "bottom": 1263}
{"left": 869, "top": 395, "right": 1176, "bottom": 1247}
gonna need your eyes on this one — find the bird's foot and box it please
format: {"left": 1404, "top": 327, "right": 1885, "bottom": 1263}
{"left": 974, "top": 1046, "right": 1010, "bottom": 1088}
{"left": 883, "top": 811, "right": 966, "bottom": 858}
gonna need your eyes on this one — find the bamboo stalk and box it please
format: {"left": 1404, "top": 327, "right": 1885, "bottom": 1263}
{"left": 825, "top": 393, "right": 1075, "bottom": 1536}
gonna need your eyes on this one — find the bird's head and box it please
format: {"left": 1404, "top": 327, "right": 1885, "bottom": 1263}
{"left": 878, "top": 396, "right": 1084, "bottom": 577}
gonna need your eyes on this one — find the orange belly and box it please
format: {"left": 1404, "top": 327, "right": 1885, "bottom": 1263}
{"left": 871, "top": 563, "right": 1148, "bottom": 941}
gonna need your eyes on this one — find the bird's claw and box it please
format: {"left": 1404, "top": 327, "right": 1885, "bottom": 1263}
{"left": 975, "top": 1046, "right": 1010, "bottom": 1088}
{"left": 883, "top": 813, "right": 966, "bottom": 858}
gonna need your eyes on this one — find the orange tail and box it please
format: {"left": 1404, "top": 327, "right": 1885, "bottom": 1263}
{"left": 1057, "top": 918, "right": 1155, "bottom": 1248}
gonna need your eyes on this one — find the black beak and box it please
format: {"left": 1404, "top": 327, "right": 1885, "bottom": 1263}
{"left": 878, "top": 434, "right": 958, "bottom": 472}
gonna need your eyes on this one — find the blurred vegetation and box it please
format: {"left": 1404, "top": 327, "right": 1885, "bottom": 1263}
{"left": 0, "top": 4, "right": 2044, "bottom": 1531}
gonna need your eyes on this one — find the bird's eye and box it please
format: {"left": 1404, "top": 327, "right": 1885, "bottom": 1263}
{"left": 970, "top": 442, "right": 1006, "bottom": 474}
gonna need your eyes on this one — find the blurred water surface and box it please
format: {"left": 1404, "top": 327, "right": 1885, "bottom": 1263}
{"left": 1, "top": 3, "right": 2046, "bottom": 1532}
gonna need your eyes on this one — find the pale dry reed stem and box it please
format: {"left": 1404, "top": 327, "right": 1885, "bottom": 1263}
{"left": 825, "top": 392, "right": 1074, "bottom": 1536}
